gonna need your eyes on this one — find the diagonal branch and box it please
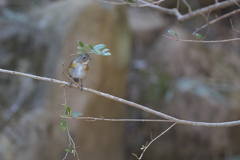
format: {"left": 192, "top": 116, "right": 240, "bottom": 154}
{"left": 230, "top": 19, "right": 240, "bottom": 33}
{"left": 132, "top": 0, "right": 240, "bottom": 22}
{"left": 193, "top": 8, "right": 240, "bottom": 35}
{"left": 179, "top": 0, "right": 240, "bottom": 21}
{"left": 138, "top": 123, "right": 176, "bottom": 160}
{"left": 1, "top": 68, "right": 240, "bottom": 127}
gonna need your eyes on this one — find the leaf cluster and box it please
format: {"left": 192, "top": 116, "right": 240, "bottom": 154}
{"left": 60, "top": 104, "right": 83, "bottom": 132}
{"left": 77, "top": 41, "right": 111, "bottom": 56}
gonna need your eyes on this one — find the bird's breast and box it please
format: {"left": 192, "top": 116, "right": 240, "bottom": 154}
{"left": 69, "top": 63, "right": 88, "bottom": 79}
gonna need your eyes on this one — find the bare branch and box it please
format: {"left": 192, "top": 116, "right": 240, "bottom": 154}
{"left": 96, "top": 0, "right": 127, "bottom": 5}
{"left": 163, "top": 35, "right": 240, "bottom": 43}
{"left": 234, "top": 0, "right": 240, "bottom": 7}
{"left": 60, "top": 115, "right": 173, "bottom": 122}
{"left": 97, "top": 0, "right": 164, "bottom": 7}
{"left": 178, "top": 0, "right": 240, "bottom": 21}
{"left": 193, "top": 9, "right": 240, "bottom": 35}
{"left": 138, "top": 123, "right": 176, "bottom": 160}
{"left": 63, "top": 127, "right": 80, "bottom": 160}
{"left": 195, "top": 11, "right": 211, "bottom": 38}
{"left": 136, "top": 0, "right": 182, "bottom": 17}
{"left": 230, "top": 19, "right": 240, "bottom": 33}
{"left": 127, "top": 0, "right": 240, "bottom": 22}
{"left": 177, "top": 0, "right": 180, "bottom": 11}
{"left": 1, "top": 68, "right": 240, "bottom": 127}
{"left": 182, "top": 0, "right": 192, "bottom": 12}
{"left": 63, "top": 86, "right": 67, "bottom": 105}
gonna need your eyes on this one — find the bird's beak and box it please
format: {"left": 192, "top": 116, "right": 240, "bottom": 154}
{"left": 89, "top": 58, "right": 92, "bottom": 60}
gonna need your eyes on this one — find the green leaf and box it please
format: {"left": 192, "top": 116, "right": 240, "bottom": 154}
{"left": 60, "top": 120, "right": 67, "bottom": 131}
{"left": 102, "top": 52, "right": 111, "bottom": 56}
{"left": 93, "top": 44, "right": 106, "bottom": 51}
{"left": 77, "top": 46, "right": 86, "bottom": 52}
{"left": 132, "top": 153, "right": 139, "bottom": 159}
{"left": 140, "top": 145, "right": 145, "bottom": 150}
{"left": 77, "top": 46, "right": 82, "bottom": 50}
{"left": 78, "top": 49, "right": 86, "bottom": 52}
{"left": 92, "top": 49, "right": 110, "bottom": 56}
{"left": 78, "top": 41, "right": 84, "bottom": 47}
{"left": 194, "top": 33, "right": 203, "bottom": 39}
{"left": 65, "top": 148, "right": 71, "bottom": 152}
{"left": 101, "top": 48, "right": 111, "bottom": 56}
{"left": 72, "top": 112, "right": 83, "bottom": 117}
{"left": 65, "top": 148, "right": 74, "bottom": 154}
{"left": 168, "top": 29, "right": 178, "bottom": 38}
{"left": 65, "top": 106, "right": 71, "bottom": 116}
{"left": 86, "top": 44, "right": 94, "bottom": 50}
{"left": 102, "top": 48, "right": 109, "bottom": 53}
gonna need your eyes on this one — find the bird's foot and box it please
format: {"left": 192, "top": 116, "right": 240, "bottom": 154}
{"left": 69, "top": 82, "right": 73, "bottom": 88}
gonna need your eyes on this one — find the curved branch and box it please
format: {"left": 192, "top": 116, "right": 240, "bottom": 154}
{"left": 1, "top": 68, "right": 240, "bottom": 127}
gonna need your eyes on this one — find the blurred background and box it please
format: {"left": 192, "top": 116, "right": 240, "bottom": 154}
{"left": 0, "top": 0, "right": 240, "bottom": 160}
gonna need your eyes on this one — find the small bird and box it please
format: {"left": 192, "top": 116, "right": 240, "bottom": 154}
{"left": 69, "top": 53, "right": 91, "bottom": 90}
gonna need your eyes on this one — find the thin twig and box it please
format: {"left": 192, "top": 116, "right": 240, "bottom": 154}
{"left": 136, "top": 0, "right": 182, "bottom": 17}
{"left": 230, "top": 19, "right": 240, "bottom": 33}
{"left": 1, "top": 68, "right": 240, "bottom": 127}
{"left": 63, "top": 86, "right": 67, "bottom": 105}
{"left": 179, "top": 0, "right": 240, "bottom": 21}
{"left": 234, "top": 0, "right": 240, "bottom": 7}
{"left": 182, "top": 0, "right": 192, "bottom": 12}
{"left": 177, "top": 0, "right": 180, "bottom": 11}
{"left": 96, "top": 0, "right": 164, "bottom": 7}
{"left": 99, "top": 0, "right": 240, "bottom": 22}
{"left": 62, "top": 86, "right": 80, "bottom": 159}
{"left": 59, "top": 115, "right": 173, "bottom": 122}
{"left": 67, "top": 127, "right": 80, "bottom": 160}
{"left": 63, "top": 151, "right": 68, "bottom": 160}
{"left": 163, "top": 35, "right": 240, "bottom": 43}
{"left": 96, "top": 0, "right": 128, "bottom": 5}
{"left": 193, "top": 9, "right": 240, "bottom": 35}
{"left": 124, "top": 0, "right": 240, "bottom": 22}
{"left": 138, "top": 123, "right": 176, "bottom": 160}
{"left": 195, "top": 11, "right": 211, "bottom": 38}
